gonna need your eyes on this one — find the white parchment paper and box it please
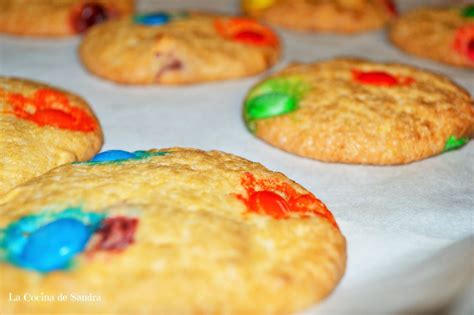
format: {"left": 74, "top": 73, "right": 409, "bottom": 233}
{"left": 0, "top": 1, "right": 472, "bottom": 314}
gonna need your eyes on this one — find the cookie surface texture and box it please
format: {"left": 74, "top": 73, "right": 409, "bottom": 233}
{"left": 390, "top": 5, "right": 474, "bottom": 68}
{"left": 0, "top": 0, "right": 134, "bottom": 36}
{"left": 243, "top": 58, "right": 474, "bottom": 165}
{"left": 0, "top": 77, "right": 103, "bottom": 195}
{"left": 0, "top": 148, "right": 346, "bottom": 314}
{"left": 79, "top": 12, "right": 281, "bottom": 84}
{"left": 242, "top": 0, "right": 397, "bottom": 33}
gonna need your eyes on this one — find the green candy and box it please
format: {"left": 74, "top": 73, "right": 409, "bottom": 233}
{"left": 246, "top": 92, "right": 297, "bottom": 119}
{"left": 244, "top": 76, "right": 311, "bottom": 132}
{"left": 247, "top": 77, "right": 310, "bottom": 101}
{"left": 443, "top": 135, "right": 469, "bottom": 152}
{"left": 245, "top": 76, "right": 310, "bottom": 120}
{"left": 461, "top": 5, "right": 474, "bottom": 18}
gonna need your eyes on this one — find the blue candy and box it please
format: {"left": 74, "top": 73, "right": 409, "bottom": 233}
{"left": 90, "top": 150, "right": 137, "bottom": 163}
{"left": 134, "top": 12, "right": 171, "bottom": 26}
{"left": 18, "top": 218, "right": 92, "bottom": 272}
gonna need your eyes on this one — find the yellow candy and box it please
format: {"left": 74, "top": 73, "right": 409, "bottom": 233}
{"left": 242, "top": 0, "right": 275, "bottom": 13}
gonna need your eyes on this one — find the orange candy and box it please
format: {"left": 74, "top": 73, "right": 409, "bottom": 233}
{"left": 6, "top": 88, "right": 97, "bottom": 132}
{"left": 237, "top": 172, "right": 338, "bottom": 229}
{"left": 248, "top": 191, "right": 289, "bottom": 219}
{"left": 214, "top": 18, "right": 279, "bottom": 47}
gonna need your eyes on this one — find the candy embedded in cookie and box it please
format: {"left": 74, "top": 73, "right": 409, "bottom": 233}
{"left": 453, "top": 25, "right": 474, "bottom": 62}
{"left": 242, "top": 0, "right": 276, "bottom": 14}
{"left": 6, "top": 88, "right": 98, "bottom": 132}
{"left": 443, "top": 135, "right": 469, "bottom": 152}
{"left": 133, "top": 11, "right": 188, "bottom": 26}
{"left": 461, "top": 5, "right": 474, "bottom": 18}
{"left": 0, "top": 208, "right": 104, "bottom": 272}
{"left": 352, "top": 69, "right": 415, "bottom": 86}
{"left": 236, "top": 172, "right": 338, "bottom": 228}
{"left": 381, "top": 0, "right": 398, "bottom": 17}
{"left": 88, "top": 216, "right": 138, "bottom": 251}
{"left": 0, "top": 0, "right": 135, "bottom": 37}
{"left": 214, "top": 17, "right": 279, "bottom": 47}
{"left": 244, "top": 76, "right": 311, "bottom": 132}
{"left": 71, "top": 2, "right": 109, "bottom": 33}
{"left": 83, "top": 150, "right": 167, "bottom": 164}
{"left": 0, "top": 208, "right": 138, "bottom": 272}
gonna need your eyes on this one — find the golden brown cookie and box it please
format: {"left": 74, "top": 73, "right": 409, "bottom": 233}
{"left": 79, "top": 11, "right": 281, "bottom": 84}
{"left": 0, "top": 77, "right": 103, "bottom": 195}
{"left": 0, "top": 147, "right": 346, "bottom": 314}
{"left": 242, "top": 0, "right": 398, "bottom": 33}
{"left": 0, "top": 0, "right": 134, "bottom": 37}
{"left": 390, "top": 5, "right": 474, "bottom": 68}
{"left": 243, "top": 58, "right": 474, "bottom": 165}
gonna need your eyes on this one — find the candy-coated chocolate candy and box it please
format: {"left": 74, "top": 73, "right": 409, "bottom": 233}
{"left": 73, "top": 3, "right": 108, "bottom": 33}
{"left": 443, "top": 136, "right": 469, "bottom": 152}
{"left": 134, "top": 12, "right": 171, "bottom": 26}
{"left": 461, "top": 5, "right": 474, "bottom": 18}
{"left": 90, "top": 150, "right": 137, "bottom": 162}
{"left": 8, "top": 88, "right": 98, "bottom": 132}
{"left": 214, "top": 18, "right": 279, "bottom": 47}
{"left": 237, "top": 172, "right": 339, "bottom": 228}
{"left": 453, "top": 26, "right": 474, "bottom": 61}
{"left": 468, "top": 39, "right": 474, "bottom": 60}
{"left": 248, "top": 191, "right": 289, "bottom": 219}
{"left": 19, "top": 218, "right": 92, "bottom": 272}
{"left": 234, "top": 30, "right": 266, "bottom": 45}
{"left": 246, "top": 92, "right": 297, "bottom": 119}
{"left": 383, "top": 0, "right": 398, "bottom": 16}
{"left": 242, "top": 0, "right": 275, "bottom": 12}
{"left": 32, "top": 109, "right": 76, "bottom": 129}
{"left": 353, "top": 70, "right": 398, "bottom": 86}
{"left": 91, "top": 216, "right": 139, "bottom": 251}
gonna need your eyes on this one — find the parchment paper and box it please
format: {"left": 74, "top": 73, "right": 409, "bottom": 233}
{"left": 0, "top": 1, "right": 472, "bottom": 314}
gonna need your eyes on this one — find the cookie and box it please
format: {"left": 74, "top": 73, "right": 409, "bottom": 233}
{"left": 390, "top": 5, "right": 474, "bottom": 68}
{"left": 0, "top": 77, "right": 103, "bottom": 195}
{"left": 79, "top": 11, "right": 281, "bottom": 84}
{"left": 242, "top": 0, "right": 398, "bottom": 33}
{"left": 0, "top": 0, "right": 134, "bottom": 37}
{"left": 0, "top": 148, "right": 346, "bottom": 314}
{"left": 243, "top": 58, "right": 474, "bottom": 165}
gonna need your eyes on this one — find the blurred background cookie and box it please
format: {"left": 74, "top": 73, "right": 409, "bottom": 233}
{"left": 79, "top": 11, "right": 281, "bottom": 84}
{"left": 243, "top": 58, "right": 474, "bottom": 165}
{"left": 0, "top": 77, "right": 103, "bottom": 195}
{"left": 0, "top": 0, "right": 134, "bottom": 37}
{"left": 390, "top": 5, "right": 474, "bottom": 68}
{"left": 242, "top": 0, "right": 398, "bottom": 33}
{"left": 0, "top": 147, "right": 345, "bottom": 314}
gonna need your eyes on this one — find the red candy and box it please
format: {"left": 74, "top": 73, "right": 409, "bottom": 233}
{"left": 71, "top": 3, "right": 109, "bottom": 33}
{"left": 90, "top": 216, "right": 138, "bottom": 252}
{"left": 382, "top": 0, "right": 398, "bottom": 17}
{"left": 214, "top": 18, "right": 279, "bottom": 47}
{"left": 7, "top": 88, "right": 98, "bottom": 132}
{"left": 453, "top": 25, "right": 474, "bottom": 62}
{"left": 234, "top": 30, "right": 266, "bottom": 44}
{"left": 352, "top": 69, "right": 414, "bottom": 87}
{"left": 236, "top": 172, "right": 338, "bottom": 229}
